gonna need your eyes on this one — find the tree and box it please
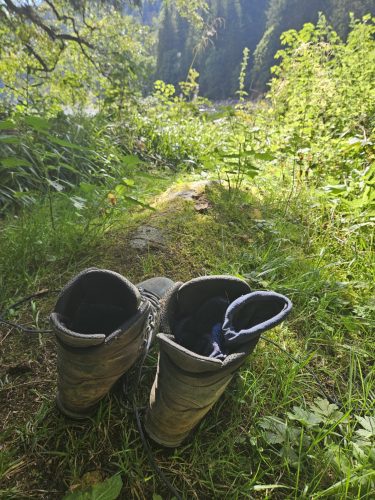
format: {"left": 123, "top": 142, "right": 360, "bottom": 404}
{"left": 0, "top": 0, "right": 207, "bottom": 81}
{"left": 251, "top": 0, "right": 375, "bottom": 92}
{"left": 0, "top": 4, "right": 155, "bottom": 113}
{"left": 251, "top": 0, "right": 326, "bottom": 91}
{"left": 156, "top": 0, "right": 268, "bottom": 99}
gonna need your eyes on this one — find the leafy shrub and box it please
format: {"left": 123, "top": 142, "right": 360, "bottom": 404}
{"left": 259, "top": 398, "right": 375, "bottom": 497}
{"left": 265, "top": 14, "right": 375, "bottom": 215}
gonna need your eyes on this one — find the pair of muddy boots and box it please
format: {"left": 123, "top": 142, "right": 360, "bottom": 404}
{"left": 51, "top": 268, "right": 292, "bottom": 447}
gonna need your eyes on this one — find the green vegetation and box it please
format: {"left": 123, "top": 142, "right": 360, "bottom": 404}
{"left": 156, "top": 0, "right": 375, "bottom": 97}
{"left": 0, "top": 2, "right": 374, "bottom": 499}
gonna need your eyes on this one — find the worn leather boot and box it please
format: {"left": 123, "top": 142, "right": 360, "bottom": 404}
{"left": 144, "top": 276, "right": 292, "bottom": 447}
{"left": 50, "top": 268, "right": 173, "bottom": 419}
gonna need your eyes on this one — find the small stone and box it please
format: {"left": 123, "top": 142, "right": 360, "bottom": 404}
{"left": 161, "top": 180, "right": 216, "bottom": 203}
{"left": 194, "top": 200, "right": 210, "bottom": 213}
{"left": 129, "top": 225, "right": 165, "bottom": 250}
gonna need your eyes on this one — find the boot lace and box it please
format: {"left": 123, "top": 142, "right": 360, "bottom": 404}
{"left": 138, "top": 288, "right": 162, "bottom": 355}
{"left": 122, "top": 288, "right": 161, "bottom": 402}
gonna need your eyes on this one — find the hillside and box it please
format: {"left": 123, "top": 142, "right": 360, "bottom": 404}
{"left": 155, "top": 0, "right": 375, "bottom": 98}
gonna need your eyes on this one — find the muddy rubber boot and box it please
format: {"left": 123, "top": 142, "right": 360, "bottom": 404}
{"left": 144, "top": 276, "right": 292, "bottom": 447}
{"left": 50, "top": 268, "right": 173, "bottom": 419}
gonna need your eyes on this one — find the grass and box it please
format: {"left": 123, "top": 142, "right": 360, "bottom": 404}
{"left": 0, "top": 170, "right": 374, "bottom": 499}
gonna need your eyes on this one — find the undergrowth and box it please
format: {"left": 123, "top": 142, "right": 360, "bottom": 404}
{"left": 1, "top": 174, "right": 373, "bottom": 499}
{"left": 1, "top": 14, "right": 374, "bottom": 500}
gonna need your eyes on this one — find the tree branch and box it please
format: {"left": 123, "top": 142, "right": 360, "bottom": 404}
{"left": 25, "top": 43, "right": 63, "bottom": 73}
{"left": 3, "top": 0, "right": 94, "bottom": 48}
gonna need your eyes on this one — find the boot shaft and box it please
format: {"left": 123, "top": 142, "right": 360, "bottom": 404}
{"left": 145, "top": 275, "right": 292, "bottom": 446}
{"left": 55, "top": 304, "right": 149, "bottom": 417}
{"left": 51, "top": 269, "right": 174, "bottom": 418}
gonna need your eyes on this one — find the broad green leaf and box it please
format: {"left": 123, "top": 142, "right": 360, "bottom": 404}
{"left": 287, "top": 406, "right": 322, "bottom": 427}
{"left": 254, "top": 152, "right": 275, "bottom": 161}
{"left": 122, "top": 178, "right": 135, "bottom": 187}
{"left": 115, "top": 184, "right": 127, "bottom": 195}
{"left": 243, "top": 162, "right": 260, "bottom": 172}
{"left": 123, "top": 195, "right": 155, "bottom": 210}
{"left": 24, "top": 116, "right": 50, "bottom": 131}
{"left": 309, "top": 398, "right": 343, "bottom": 421}
{"left": 0, "top": 119, "right": 14, "bottom": 130}
{"left": 122, "top": 155, "right": 143, "bottom": 167}
{"left": 63, "top": 474, "right": 122, "bottom": 500}
{"left": 48, "top": 136, "right": 87, "bottom": 151}
{"left": 355, "top": 416, "right": 375, "bottom": 439}
{"left": 245, "top": 170, "right": 259, "bottom": 179}
{"left": 1, "top": 157, "right": 32, "bottom": 168}
{"left": 259, "top": 416, "right": 287, "bottom": 444}
{"left": 40, "top": 132, "right": 88, "bottom": 151}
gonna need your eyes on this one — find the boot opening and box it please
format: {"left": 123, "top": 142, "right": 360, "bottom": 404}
{"left": 222, "top": 292, "right": 292, "bottom": 348}
{"left": 172, "top": 289, "right": 291, "bottom": 359}
{"left": 174, "top": 296, "right": 229, "bottom": 359}
{"left": 231, "top": 295, "right": 288, "bottom": 331}
{"left": 54, "top": 269, "right": 140, "bottom": 336}
{"left": 169, "top": 276, "right": 252, "bottom": 359}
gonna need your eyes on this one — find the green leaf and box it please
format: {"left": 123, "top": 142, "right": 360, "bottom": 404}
{"left": 63, "top": 474, "right": 122, "bottom": 500}
{"left": 123, "top": 195, "right": 155, "bottom": 210}
{"left": 1, "top": 157, "right": 32, "bottom": 168}
{"left": 122, "top": 155, "right": 143, "bottom": 167}
{"left": 40, "top": 132, "right": 88, "bottom": 151}
{"left": 0, "top": 119, "right": 15, "bottom": 130}
{"left": 24, "top": 116, "right": 50, "bottom": 131}
{"left": 114, "top": 184, "right": 127, "bottom": 195}
{"left": 122, "top": 178, "right": 135, "bottom": 187}
{"left": 287, "top": 406, "right": 322, "bottom": 427}
{"left": 243, "top": 162, "right": 260, "bottom": 172}
{"left": 259, "top": 417, "right": 288, "bottom": 444}
{"left": 48, "top": 135, "right": 87, "bottom": 151}
{"left": 355, "top": 416, "right": 375, "bottom": 439}
{"left": 254, "top": 152, "right": 275, "bottom": 161}
{"left": 0, "top": 135, "right": 21, "bottom": 144}
{"left": 309, "top": 398, "right": 343, "bottom": 421}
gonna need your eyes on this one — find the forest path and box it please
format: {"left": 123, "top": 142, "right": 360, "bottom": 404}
{"left": 129, "top": 180, "right": 213, "bottom": 251}
{"left": 95, "top": 177, "right": 233, "bottom": 286}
